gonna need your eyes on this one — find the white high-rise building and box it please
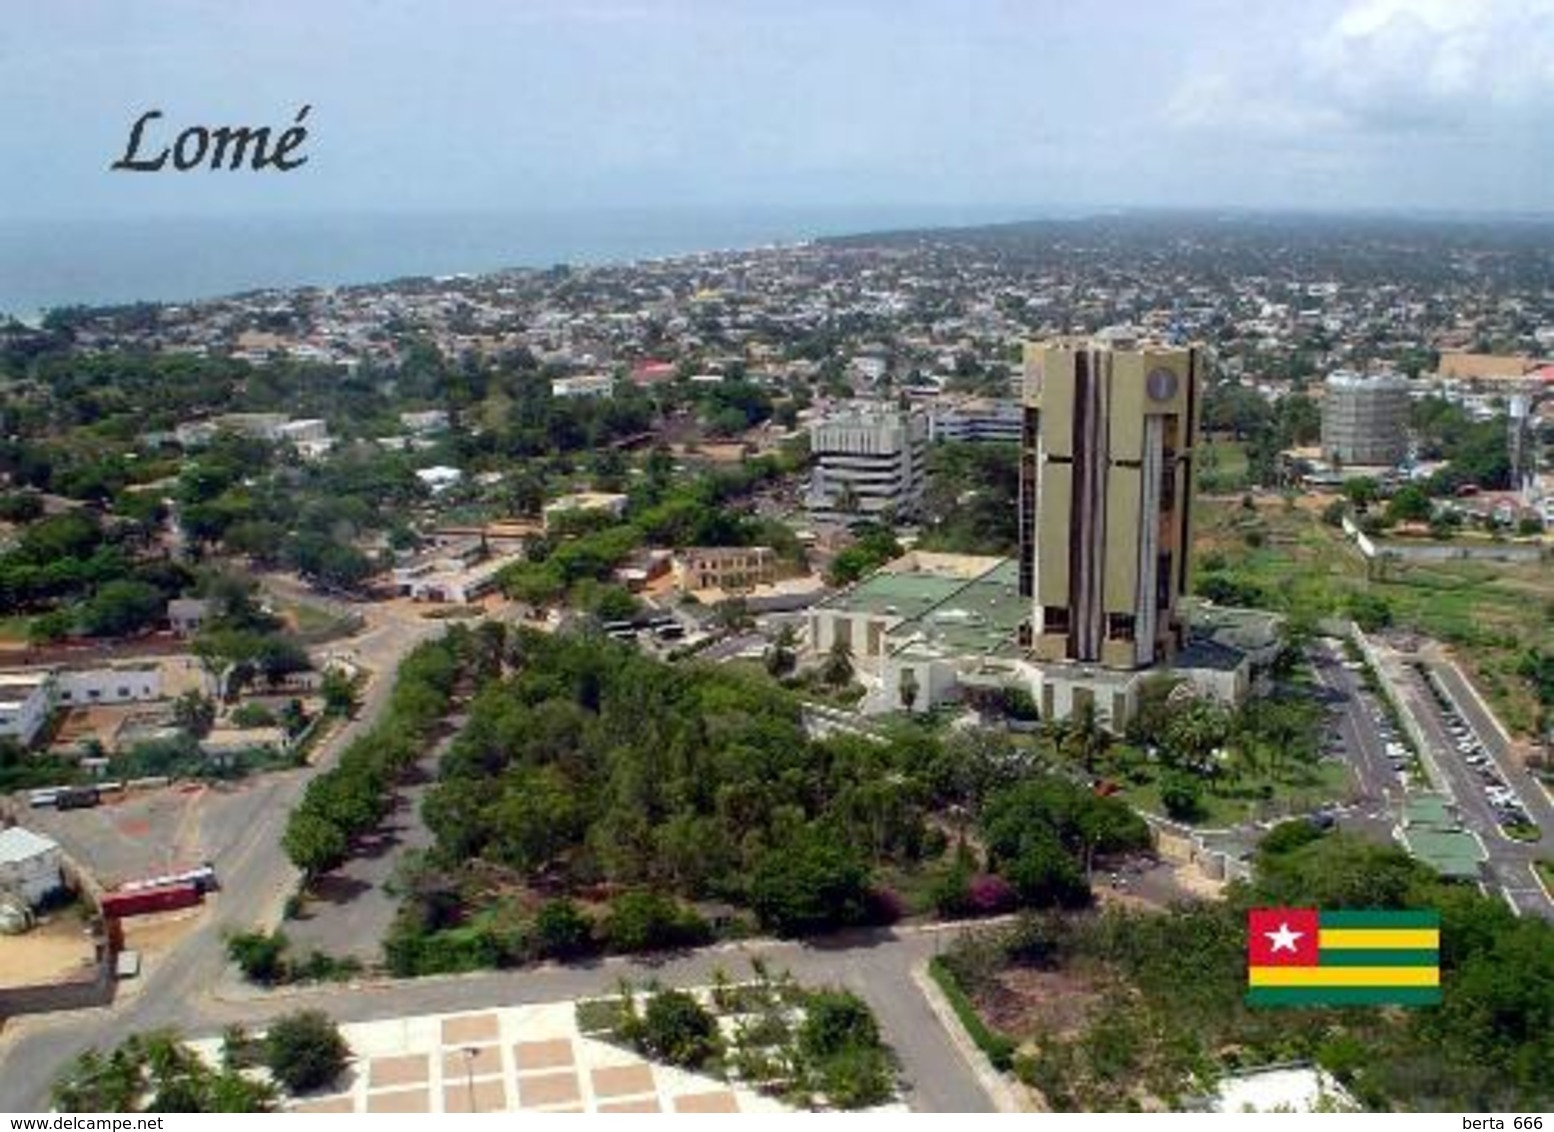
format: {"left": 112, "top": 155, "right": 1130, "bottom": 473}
{"left": 806, "top": 403, "right": 929, "bottom": 523}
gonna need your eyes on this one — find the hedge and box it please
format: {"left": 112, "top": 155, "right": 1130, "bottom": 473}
{"left": 927, "top": 956, "right": 1016, "bottom": 1071}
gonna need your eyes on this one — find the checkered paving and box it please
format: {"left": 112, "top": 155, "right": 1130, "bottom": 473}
{"left": 281, "top": 1000, "right": 789, "bottom": 1113}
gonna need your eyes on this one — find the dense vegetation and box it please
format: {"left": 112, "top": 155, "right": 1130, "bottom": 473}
{"left": 371, "top": 624, "right": 1147, "bottom": 974}
{"left": 917, "top": 441, "right": 1019, "bottom": 555}
{"left": 942, "top": 830, "right": 1554, "bottom": 1112}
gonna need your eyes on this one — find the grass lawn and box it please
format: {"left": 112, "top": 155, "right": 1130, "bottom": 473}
{"left": 278, "top": 599, "right": 358, "bottom": 640}
{"left": 0, "top": 614, "right": 31, "bottom": 642}
{"left": 1121, "top": 758, "right": 1354, "bottom": 829}
{"left": 1193, "top": 495, "right": 1554, "bottom": 736}
{"left": 1536, "top": 860, "right": 1554, "bottom": 893}
{"left": 1198, "top": 440, "right": 1251, "bottom": 492}
{"left": 875, "top": 861, "right": 947, "bottom": 917}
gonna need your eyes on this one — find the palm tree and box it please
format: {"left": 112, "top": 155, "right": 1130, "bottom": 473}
{"left": 1060, "top": 700, "right": 1110, "bottom": 776}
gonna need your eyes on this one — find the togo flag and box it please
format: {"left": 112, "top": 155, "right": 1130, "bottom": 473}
{"left": 1246, "top": 908, "right": 1441, "bottom": 1007}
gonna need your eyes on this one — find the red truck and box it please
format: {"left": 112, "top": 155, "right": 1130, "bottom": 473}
{"left": 99, "top": 881, "right": 202, "bottom": 919}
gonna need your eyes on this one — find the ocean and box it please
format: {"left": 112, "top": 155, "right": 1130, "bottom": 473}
{"left": 0, "top": 204, "right": 1041, "bottom": 319}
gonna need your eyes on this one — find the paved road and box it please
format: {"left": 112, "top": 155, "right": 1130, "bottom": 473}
{"left": 1357, "top": 637, "right": 1553, "bottom": 920}
{"left": 283, "top": 714, "right": 464, "bottom": 961}
{"left": 0, "top": 605, "right": 442, "bottom": 1112}
{"left": 1310, "top": 642, "right": 1399, "bottom": 809}
{"left": 0, "top": 922, "right": 995, "bottom": 1113}
{"left": 1386, "top": 661, "right": 1553, "bottom": 920}
{"left": 1423, "top": 655, "right": 1554, "bottom": 835}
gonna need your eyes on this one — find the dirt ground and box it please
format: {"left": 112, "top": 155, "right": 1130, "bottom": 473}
{"left": 118, "top": 906, "right": 205, "bottom": 960}
{"left": 976, "top": 964, "right": 1109, "bottom": 1040}
{"left": 0, "top": 905, "right": 97, "bottom": 988}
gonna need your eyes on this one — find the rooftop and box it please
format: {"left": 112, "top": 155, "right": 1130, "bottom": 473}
{"left": 1401, "top": 826, "right": 1485, "bottom": 881}
{"left": 0, "top": 826, "right": 60, "bottom": 864}
{"left": 890, "top": 559, "right": 1027, "bottom": 659}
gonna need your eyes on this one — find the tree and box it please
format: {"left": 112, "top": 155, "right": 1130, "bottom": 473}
{"left": 1386, "top": 483, "right": 1433, "bottom": 525}
{"left": 1159, "top": 769, "right": 1205, "bottom": 822}
{"left": 28, "top": 608, "right": 74, "bottom": 645}
{"left": 52, "top": 1030, "right": 277, "bottom": 1113}
{"left": 1058, "top": 699, "right": 1110, "bottom": 774}
{"left": 262, "top": 1011, "right": 349, "bottom": 1094}
{"left": 487, "top": 767, "right": 583, "bottom": 875}
{"left": 1003, "top": 832, "right": 1090, "bottom": 908}
{"left": 282, "top": 811, "right": 349, "bottom": 878}
{"left": 898, "top": 667, "right": 920, "bottom": 711}
{"left": 80, "top": 580, "right": 164, "bottom": 638}
{"left": 601, "top": 891, "right": 709, "bottom": 953}
{"left": 320, "top": 669, "right": 358, "bottom": 716}
{"left": 749, "top": 827, "right": 872, "bottom": 936}
{"left": 1341, "top": 477, "right": 1380, "bottom": 509}
{"left": 172, "top": 690, "right": 216, "bottom": 739}
{"left": 822, "top": 638, "right": 854, "bottom": 688}
{"left": 799, "top": 990, "right": 880, "bottom": 1061}
{"left": 764, "top": 624, "right": 798, "bottom": 678}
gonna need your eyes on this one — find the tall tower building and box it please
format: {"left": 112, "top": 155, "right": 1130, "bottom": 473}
{"left": 1320, "top": 370, "right": 1410, "bottom": 467}
{"left": 1018, "top": 339, "right": 1202, "bottom": 670}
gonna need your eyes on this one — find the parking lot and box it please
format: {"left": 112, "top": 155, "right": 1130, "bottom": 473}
{"left": 1408, "top": 662, "right": 1537, "bottom": 838}
{"left": 12, "top": 772, "right": 294, "bottom": 892}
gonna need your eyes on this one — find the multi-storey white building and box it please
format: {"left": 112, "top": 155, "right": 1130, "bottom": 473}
{"left": 806, "top": 403, "right": 929, "bottom": 523}
{"left": 927, "top": 397, "right": 1022, "bottom": 444}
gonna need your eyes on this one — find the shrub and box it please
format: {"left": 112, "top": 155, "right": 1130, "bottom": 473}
{"left": 638, "top": 989, "right": 720, "bottom": 1069}
{"left": 262, "top": 1011, "right": 349, "bottom": 1094}
{"left": 966, "top": 873, "right": 1017, "bottom": 916}
{"left": 817, "top": 1043, "right": 894, "bottom": 1109}
{"left": 534, "top": 898, "right": 594, "bottom": 959}
{"left": 799, "top": 991, "right": 880, "bottom": 1061}
{"left": 865, "top": 885, "right": 904, "bottom": 925}
{"left": 227, "top": 930, "right": 289, "bottom": 985}
{"left": 602, "top": 890, "right": 710, "bottom": 953}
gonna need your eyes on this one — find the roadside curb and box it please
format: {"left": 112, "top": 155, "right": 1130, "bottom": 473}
{"left": 1531, "top": 860, "right": 1554, "bottom": 908}
{"left": 909, "top": 960, "right": 1025, "bottom": 1114}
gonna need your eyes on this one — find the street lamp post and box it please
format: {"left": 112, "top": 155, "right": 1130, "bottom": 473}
{"left": 462, "top": 1045, "right": 478, "bottom": 1113}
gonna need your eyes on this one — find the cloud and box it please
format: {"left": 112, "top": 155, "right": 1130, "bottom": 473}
{"left": 1167, "top": 0, "right": 1554, "bottom": 138}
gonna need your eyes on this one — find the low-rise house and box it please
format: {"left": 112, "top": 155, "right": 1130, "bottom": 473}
{"left": 393, "top": 540, "right": 517, "bottom": 603}
{"left": 415, "top": 465, "right": 464, "bottom": 495}
{"left": 673, "top": 546, "right": 777, "bottom": 594}
{"left": 0, "top": 673, "right": 53, "bottom": 747}
{"left": 400, "top": 409, "right": 450, "bottom": 434}
{"left": 54, "top": 664, "right": 162, "bottom": 707}
{"left": 550, "top": 373, "right": 615, "bottom": 399}
{"left": 0, "top": 827, "right": 64, "bottom": 908}
{"left": 542, "top": 492, "right": 629, "bottom": 531}
{"left": 166, "top": 598, "right": 213, "bottom": 637}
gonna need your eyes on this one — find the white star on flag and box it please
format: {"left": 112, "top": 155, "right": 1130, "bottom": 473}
{"left": 1265, "top": 921, "right": 1304, "bottom": 953}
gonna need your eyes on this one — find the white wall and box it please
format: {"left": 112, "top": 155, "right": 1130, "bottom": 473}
{"left": 0, "top": 847, "right": 63, "bottom": 907}
{"left": 0, "top": 679, "right": 53, "bottom": 746}
{"left": 55, "top": 667, "right": 162, "bottom": 707}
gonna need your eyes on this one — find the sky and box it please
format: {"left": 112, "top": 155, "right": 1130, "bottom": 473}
{"left": 3, "top": 0, "right": 1554, "bottom": 222}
